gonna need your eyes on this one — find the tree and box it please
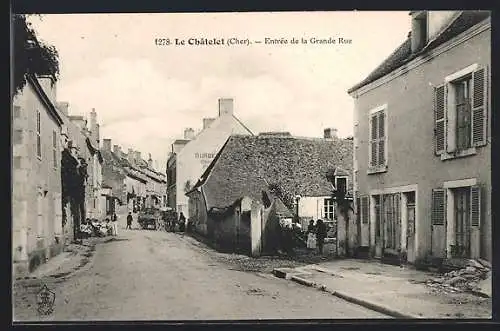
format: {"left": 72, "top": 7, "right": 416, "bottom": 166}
{"left": 12, "top": 14, "right": 60, "bottom": 96}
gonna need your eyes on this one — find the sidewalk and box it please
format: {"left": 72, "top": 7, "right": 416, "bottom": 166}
{"left": 273, "top": 259, "right": 492, "bottom": 319}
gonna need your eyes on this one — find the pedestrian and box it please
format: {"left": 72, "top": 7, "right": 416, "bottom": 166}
{"left": 111, "top": 212, "right": 118, "bottom": 236}
{"left": 306, "top": 219, "right": 316, "bottom": 250}
{"left": 126, "top": 212, "right": 133, "bottom": 230}
{"left": 178, "top": 212, "right": 186, "bottom": 232}
{"left": 316, "top": 219, "right": 327, "bottom": 255}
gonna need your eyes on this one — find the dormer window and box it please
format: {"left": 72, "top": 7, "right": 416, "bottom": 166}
{"left": 411, "top": 11, "right": 428, "bottom": 53}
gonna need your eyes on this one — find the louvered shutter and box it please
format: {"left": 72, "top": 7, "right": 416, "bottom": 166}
{"left": 378, "top": 111, "right": 385, "bottom": 166}
{"left": 434, "top": 84, "right": 447, "bottom": 155}
{"left": 470, "top": 185, "right": 481, "bottom": 227}
{"left": 370, "top": 115, "right": 378, "bottom": 167}
{"left": 472, "top": 66, "right": 488, "bottom": 147}
{"left": 431, "top": 189, "right": 446, "bottom": 225}
{"left": 361, "top": 196, "right": 369, "bottom": 224}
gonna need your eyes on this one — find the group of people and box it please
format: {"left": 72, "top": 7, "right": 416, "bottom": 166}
{"left": 79, "top": 213, "right": 119, "bottom": 238}
{"left": 306, "top": 219, "right": 328, "bottom": 254}
{"left": 165, "top": 212, "right": 186, "bottom": 232}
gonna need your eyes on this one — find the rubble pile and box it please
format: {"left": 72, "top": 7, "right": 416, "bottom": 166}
{"left": 426, "top": 259, "right": 491, "bottom": 296}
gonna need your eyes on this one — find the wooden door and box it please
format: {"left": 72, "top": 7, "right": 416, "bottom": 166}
{"left": 374, "top": 195, "right": 382, "bottom": 258}
{"left": 383, "top": 193, "right": 401, "bottom": 255}
{"left": 406, "top": 192, "right": 416, "bottom": 262}
{"left": 454, "top": 188, "right": 471, "bottom": 258}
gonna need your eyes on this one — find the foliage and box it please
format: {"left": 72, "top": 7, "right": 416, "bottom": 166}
{"left": 12, "top": 14, "right": 60, "bottom": 96}
{"left": 267, "top": 182, "right": 295, "bottom": 212}
{"left": 61, "top": 149, "right": 88, "bottom": 240}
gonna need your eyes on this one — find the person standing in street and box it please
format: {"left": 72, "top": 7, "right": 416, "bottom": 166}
{"left": 178, "top": 212, "right": 186, "bottom": 232}
{"left": 306, "top": 219, "right": 316, "bottom": 250}
{"left": 316, "top": 219, "right": 327, "bottom": 255}
{"left": 126, "top": 212, "right": 133, "bottom": 230}
{"left": 111, "top": 212, "right": 118, "bottom": 236}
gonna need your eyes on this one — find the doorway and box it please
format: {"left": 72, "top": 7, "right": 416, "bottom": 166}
{"left": 405, "top": 192, "right": 416, "bottom": 262}
{"left": 383, "top": 193, "right": 401, "bottom": 255}
{"left": 453, "top": 187, "right": 471, "bottom": 258}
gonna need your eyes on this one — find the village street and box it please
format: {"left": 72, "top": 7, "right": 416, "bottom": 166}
{"left": 13, "top": 226, "right": 387, "bottom": 321}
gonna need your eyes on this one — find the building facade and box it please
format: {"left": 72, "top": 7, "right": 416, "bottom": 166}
{"left": 101, "top": 140, "right": 167, "bottom": 217}
{"left": 57, "top": 104, "right": 105, "bottom": 222}
{"left": 348, "top": 11, "right": 491, "bottom": 264}
{"left": 186, "top": 131, "right": 353, "bottom": 243}
{"left": 12, "top": 75, "right": 65, "bottom": 275}
{"left": 166, "top": 98, "right": 253, "bottom": 219}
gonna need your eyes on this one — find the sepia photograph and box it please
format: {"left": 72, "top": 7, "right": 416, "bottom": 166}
{"left": 11, "top": 9, "right": 492, "bottom": 322}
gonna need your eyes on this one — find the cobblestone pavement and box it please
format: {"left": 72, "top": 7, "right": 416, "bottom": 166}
{"left": 13, "top": 229, "right": 387, "bottom": 321}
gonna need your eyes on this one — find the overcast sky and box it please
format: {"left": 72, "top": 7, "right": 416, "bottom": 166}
{"left": 29, "top": 11, "right": 410, "bottom": 171}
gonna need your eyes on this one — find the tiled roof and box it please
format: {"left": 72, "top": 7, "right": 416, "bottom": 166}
{"left": 348, "top": 11, "right": 491, "bottom": 93}
{"left": 191, "top": 134, "right": 353, "bottom": 209}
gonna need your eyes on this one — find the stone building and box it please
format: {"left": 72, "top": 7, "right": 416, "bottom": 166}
{"left": 166, "top": 98, "right": 253, "bottom": 219}
{"left": 348, "top": 11, "right": 491, "bottom": 264}
{"left": 12, "top": 74, "right": 64, "bottom": 275}
{"left": 186, "top": 131, "right": 353, "bottom": 254}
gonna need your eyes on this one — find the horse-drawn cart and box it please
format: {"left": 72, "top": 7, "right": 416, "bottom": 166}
{"left": 138, "top": 208, "right": 162, "bottom": 230}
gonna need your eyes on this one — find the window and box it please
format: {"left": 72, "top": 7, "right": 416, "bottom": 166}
{"left": 374, "top": 195, "right": 381, "bottom": 238}
{"left": 335, "top": 176, "right": 348, "bottom": 198}
{"left": 36, "top": 110, "right": 41, "bottom": 159}
{"left": 360, "top": 196, "right": 369, "bottom": 224}
{"left": 369, "top": 105, "right": 387, "bottom": 172}
{"left": 14, "top": 106, "right": 21, "bottom": 118}
{"left": 37, "top": 192, "right": 44, "bottom": 237}
{"left": 454, "top": 76, "right": 472, "bottom": 150}
{"left": 323, "top": 198, "right": 334, "bottom": 220}
{"left": 434, "top": 65, "right": 488, "bottom": 158}
{"left": 52, "top": 130, "right": 57, "bottom": 169}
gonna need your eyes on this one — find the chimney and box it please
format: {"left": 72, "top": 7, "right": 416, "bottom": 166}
{"left": 218, "top": 98, "right": 234, "bottom": 117}
{"left": 103, "top": 139, "right": 112, "bottom": 151}
{"left": 95, "top": 123, "right": 100, "bottom": 144}
{"left": 410, "top": 11, "right": 428, "bottom": 54}
{"left": 148, "top": 153, "right": 153, "bottom": 168}
{"left": 184, "top": 128, "right": 195, "bottom": 140}
{"left": 90, "top": 108, "right": 97, "bottom": 139}
{"left": 113, "top": 144, "right": 120, "bottom": 155}
{"left": 203, "top": 118, "right": 216, "bottom": 130}
{"left": 127, "top": 148, "right": 134, "bottom": 164}
{"left": 37, "top": 75, "right": 57, "bottom": 104}
{"left": 324, "top": 128, "right": 337, "bottom": 139}
{"left": 135, "top": 151, "right": 142, "bottom": 163}
{"left": 56, "top": 101, "right": 69, "bottom": 117}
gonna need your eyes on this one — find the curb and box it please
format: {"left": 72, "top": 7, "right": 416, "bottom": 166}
{"left": 287, "top": 274, "right": 419, "bottom": 319}
{"left": 290, "top": 275, "right": 316, "bottom": 287}
{"left": 331, "top": 291, "right": 420, "bottom": 319}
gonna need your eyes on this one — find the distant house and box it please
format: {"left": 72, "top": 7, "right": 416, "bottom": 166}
{"left": 12, "top": 74, "right": 64, "bottom": 275}
{"left": 101, "top": 139, "right": 128, "bottom": 214}
{"left": 101, "top": 141, "right": 167, "bottom": 216}
{"left": 186, "top": 131, "right": 353, "bottom": 256}
{"left": 166, "top": 98, "right": 253, "bottom": 219}
{"left": 348, "top": 11, "right": 491, "bottom": 264}
{"left": 57, "top": 104, "right": 105, "bottom": 222}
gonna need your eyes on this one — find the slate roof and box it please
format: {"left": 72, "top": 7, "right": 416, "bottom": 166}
{"left": 189, "top": 134, "right": 353, "bottom": 210}
{"left": 348, "top": 11, "right": 491, "bottom": 93}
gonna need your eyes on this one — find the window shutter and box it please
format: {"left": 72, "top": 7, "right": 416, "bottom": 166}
{"left": 378, "top": 112, "right": 385, "bottom": 166}
{"left": 470, "top": 185, "right": 481, "bottom": 227}
{"left": 472, "top": 66, "right": 488, "bottom": 147}
{"left": 431, "top": 189, "right": 446, "bottom": 225}
{"left": 361, "top": 196, "right": 369, "bottom": 224}
{"left": 370, "top": 115, "right": 378, "bottom": 167}
{"left": 434, "top": 84, "right": 446, "bottom": 155}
